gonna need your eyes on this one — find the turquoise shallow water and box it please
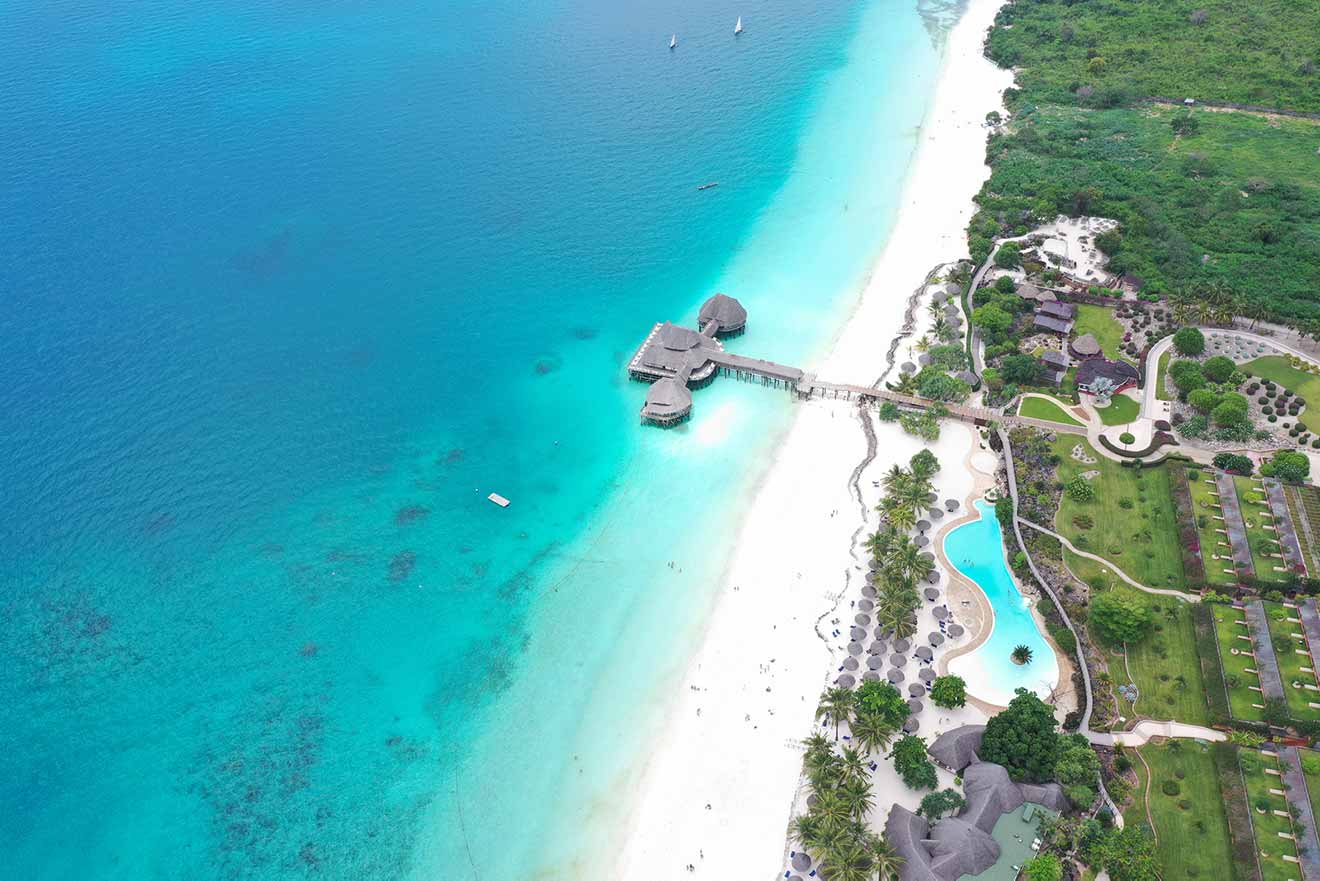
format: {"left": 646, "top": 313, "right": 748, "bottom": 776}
{"left": 945, "top": 499, "right": 1061, "bottom": 706}
{"left": 0, "top": 0, "right": 950, "bottom": 878}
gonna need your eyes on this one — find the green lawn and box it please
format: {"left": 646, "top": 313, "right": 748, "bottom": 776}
{"left": 1239, "top": 750, "right": 1301, "bottom": 881}
{"left": 1245, "top": 356, "right": 1320, "bottom": 434}
{"left": 1074, "top": 304, "right": 1129, "bottom": 362}
{"left": 1299, "top": 749, "right": 1320, "bottom": 837}
{"left": 1096, "top": 392, "right": 1141, "bottom": 427}
{"left": 1134, "top": 742, "right": 1235, "bottom": 881}
{"left": 1155, "top": 349, "right": 1172, "bottom": 402}
{"left": 1096, "top": 584, "right": 1208, "bottom": 725}
{"left": 1053, "top": 437, "right": 1186, "bottom": 591}
{"left": 1018, "top": 395, "right": 1084, "bottom": 427}
{"left": 1213, "top": 604, "right": 1266, "bottom": 722}
{"left": 1188, "top": 469, "right": 1238, "bottom": 587}
{"left": 1263, "top": 601, "right": 1320, "bottom": 722}
{"left": 1236, "top": 475, "right": 1287, "bottom": 582}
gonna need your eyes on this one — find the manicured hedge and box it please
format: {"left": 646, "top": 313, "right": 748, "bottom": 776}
{"left": 1213, "top": 742, "right": 1263, "bottom": 881}
{"left": 1192, "top": 604, "right": 1233, "bottom": 724}
{"left": 1099, "top": 431, "right": 1179, "bottom": 458}
{"left": 1168, "top": 466, "right": 1206, "bottom": 585}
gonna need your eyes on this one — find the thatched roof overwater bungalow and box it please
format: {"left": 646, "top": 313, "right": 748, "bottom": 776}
{"left": 641, "top": 378, "right": 693, "bottom": 426}
{"left": 696, "top": 293, "right": 747, "bottom": 337}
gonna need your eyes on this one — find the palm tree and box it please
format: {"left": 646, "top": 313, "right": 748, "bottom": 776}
{"left": 879, "top": 496, "right": 918, "bottom": 533}
{"left": 792, "top": 813, "right": 826, "bottom": 854}
{"left": 865, "top": 834, "right": 905, "bottom": 881}
{"left": 816, "top": 686, "right": 856, "bottom": 740}
{"left": 865, "top": 525, "right": 900, "bottom": 562}
{"left": 850, "top": 711, "right": 896, "bottom": 757}
{"left": 885, "top": 540, "right": 935, "bottom": 586}
{"left": 838, "top": 746, "right": 868, "bottom": 786}
{"left": 1011, "top": 644, "right": 1033, "bottom": 665}
{"left": 897, "top": 481, "right": 931, "bottom": 522}
{"left": 1169, "top": 291, "right": 1193, "bottom": 326}
{"left": 820, "top": 842, "right": 873, "bottom": 881}
{"left": 878, "top": 600, "right": 918, "bottom": 641}
{"left": 914, "top": 334, "right": 932, "bottom": 354}
{"left": 881, "top": 465, "right": 911, "bottom": 496}
{"left": 813, "top": 791, "right": 852, "bottom": 834}
{"left": 839, "top": 777, "right": 875, "bottom": 821}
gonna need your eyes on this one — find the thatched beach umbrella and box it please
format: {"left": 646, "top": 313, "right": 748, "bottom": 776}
{"left": 947, "top": 623, "right": 965, "bottom": 638}
{"left": 858, "top": 599, "right": 874, "bottom": 612}
{"left": 902, "top": 361, "right": 917, "bottom": 373}
{"left": 916, "top": 519, "right": 932, "bottom": 533}
{"left": 918, "top": 668, "right": 937, "bottom": 683}
{"left": 903, "top": 717, "right": 920, "bottom": 733}
{"left": 868, "top": 641, "right": 886, "bottom": 656}
{"left": 837, "top": 673, "right": 856, "bottom": 688}
{"left": 867, "top": 655, "right": 883, "bottom": 671}
{"left": 894, "top": 638, "right": 912, "bottom": 653}
{"left": 946, "top": 499, "right": 960, "bottom": 512}
{"left": 915, "top": 535, "right": 930, "bottom": 548}
{"left": 854, "top": 614, "right": 871, "bottom": 627}
{"left": 918, "top": 353, "right": 932, "bottom": 367}
{"left": 907, "top": 699, "right": 925, "bottom": 714}
{"left": 919, "top": 552, "right": 935, "bottom": 563}
{"left": 850, "top": 626, "right": 867, "bottom": 641}
{"left": 925, "top": 492, "right": 938, "bottom": 503}
{"left": 793, "top": 853, "right": 812, "bottom": 872}
{"left": 929, "top": 632, "right": 945, "bottom": 646}
{"left": 908, "top": 683, "right": 926, "bottom": 697}
{"left": 861, "top": 585, "right": 877, "bottom": 599}
{"left": 928, "top": 508, "right": 944, "bottom": 520}
{"left": 924, "top": 587, "right": 941, "bottom": 601}
{"left": 848, "top": 642, "right": 863, "bottom": 656}
{"left": 915, "top": 646, "right": 934, "bottom": 662}
{"left": 933, "top": 606, "right": 949, "bottom": 621}
{"left": 890, "top": 653, "right": 908, "bottom": 667}
{"left": 888, "top": 669, "right": 906, "bottom": 684}
{"left": 862, "top": 672, "right": 880, "bottom": 682}
{"left": 843, "top": 657, "right": 860, "bottom": 672}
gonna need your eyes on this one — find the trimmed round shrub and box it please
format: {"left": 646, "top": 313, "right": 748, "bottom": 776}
{"left": 1260, "top": 397, "right": 1270, "bottom": 405}
{"left": 1269, "top": 415, "right": 1279, "bottom": 422}
{"left": 1161, "top": 779, "right": 1181, "bottom": 796}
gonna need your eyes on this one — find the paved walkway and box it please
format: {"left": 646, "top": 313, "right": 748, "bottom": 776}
{"left": 1141, "top": 335, "right": 1175, "bottom": 423}
{"left": 1245, "top": 600, "right": 1287, "bottom": 702}
{"left": 1278, "top": 746, "right": 1320, "bottom": 881}
{"left": 1265, "top": 478, "right": 1307, "bottom": 576}
{"left": 1087, "top": 720, "right": 1226, "bottom": 747}
{"left": 1300, "top": 599, "right": 1320, "bottom": 665}
{"left": 1215, "top": 471, "right": 1255, "bottom": 579}
{"left": 1018, "top": 519, "right": 1197, "bottom": 600}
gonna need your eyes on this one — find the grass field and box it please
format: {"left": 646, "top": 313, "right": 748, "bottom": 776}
{"left": 1131, "top": 742, "right": 1235, "bottom": 881}
{"left": 1240, "top": 749, "right": 1301, "bottom": 881}
{"left": 1188, "top": 469, "right": 1239, "bottom": 586}
{"left": 1053, "top": 437, "right": 1186, "bottom": 590}
{"left": 1018, "top": 394, "right": 1084, "bottom": 427}
{"left": 1213, "top": 603, "right": 1266, "bottom": 722}
{"left": 1263, "top": 601, "right": 1320, "bottom": 722}
{"left": 1155, "top": 349, "right": 1172, "bottom": 402}
{"left": 1096, "top": 392, "right": 1140, "bottom": 427}
{"left": 1245, "top": 356, "right": 1320, "bottom": 434}
{"left": 1074, "top": 304, "right": 1128, "bottom": 362}
{"left": 1235, "top": 476, "right": 1286, "bottom": 581}
{"left": 1098, "top": 584, "right": 1208, "bottom": 725}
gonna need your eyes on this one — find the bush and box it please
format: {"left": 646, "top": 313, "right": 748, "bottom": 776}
{"left": 1212, "top": 453, "right": 1253, "bottom": 476}
{"left": 1202, "top": 355, "right": 1236, "bottom": 383}
{"left": 1262, "top": 450, "right": 1311, "bottom": 484}
{"left": 1067, "top": 475, "right": 1096, "bottom": 502}
{"left": 995, "top": 241, "right": 1022, "bottom": 269}
{"left": 1161, "top": 779, "right": 1181, "bottom": 796}
{"left": 1091, "top": 590, "right": 1155, "bottom": 645}
{"left": 1173, "top": 327, "right": 1205, "bottom": 356}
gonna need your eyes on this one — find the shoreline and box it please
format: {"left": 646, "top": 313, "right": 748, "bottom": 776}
{"left": 613, "top": 0, "right": 1013, "bottom": 877}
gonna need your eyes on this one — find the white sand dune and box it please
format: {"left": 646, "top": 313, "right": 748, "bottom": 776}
{"left": 613, "top": 1, "right": 1012, "bottom": 877}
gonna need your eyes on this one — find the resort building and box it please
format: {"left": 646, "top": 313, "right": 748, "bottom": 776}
{"left": 1076, "top": 358, "right": 1140, "bottom": 395}
{"left": 696, "top": 292, "right": 747, "bottom": 337}
{"left": 1038, "top": 350, "right": 1069, "bottom": 386}
{"left": 1032, "top": 313, "right": 1073, "bottom": 335}
{"left": 886, "top": 726, "right": 1067, "bottom": 881}
{"left": 1069, "top": 332, "right": 1102, "bottom": 360}
{"left": 1036, "top": 300, "right": 1076, "bottom": 322}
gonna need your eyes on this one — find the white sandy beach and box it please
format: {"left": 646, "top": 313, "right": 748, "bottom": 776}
{"left": 613, "top": 1, "right": 1013, "bottom": 878}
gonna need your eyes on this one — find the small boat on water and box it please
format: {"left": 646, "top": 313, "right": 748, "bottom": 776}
{"left": 697, "top": 182, "right": 720, "bottom": 191}
{"left": 734, "top": 16, "right": 743, "bottom": 35}
{"left": 669, "top": 33, "right": 677, "bottom": 50}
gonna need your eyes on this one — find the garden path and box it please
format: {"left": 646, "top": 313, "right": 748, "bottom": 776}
{"left": 1244, "top": 600, "right": 1287, "bottom": 702}
{"left": 1264, "top": 478, "right": 1307, "bottom": 575}
{"left": 1086, "top": 720, "right": 1225, "bottom": 747}
{"left": 1215, "top": 471, "right": 1256, "bottom": 578}
{"left": 1017, "top": 519, "right": 1196, "bottom": 600}
{"left": 1278, "top": 746, "right": 1320, "bottom": 881}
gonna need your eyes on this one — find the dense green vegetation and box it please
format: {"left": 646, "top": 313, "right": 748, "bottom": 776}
{"left": 1263, "top": 601, "right": 1320, "bottom": 721}
{"left": 1187, "top": 470, "right": 1237, "bottom": 586}
{"left": 1096, "top": 584, "right": 1209, "bottom": 724}
{"left": 1239, "top": 749, "right": 1301, "bottom": 881}
{"left": 1245, "top": 356, "right": 1320, "bottom": 434}
{"left": 987, "top": 0, "right": 1320, "bottom": 112}
{"left": 972, "top": 0, "right": 1320, "bottom": 318}
{"left": 1212, "top": 604, "right": 1266, "bottom": 722}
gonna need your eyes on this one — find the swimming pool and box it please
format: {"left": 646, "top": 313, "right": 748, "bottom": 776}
{"left": 945, "top": 499, "right": 1060, "bottom": 707}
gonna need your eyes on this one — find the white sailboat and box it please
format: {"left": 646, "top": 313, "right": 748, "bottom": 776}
{"left": 669, "top": 33, "right": 677, "bottom": 50}
{"left": 734, "top": 16, "right": 743, "bottom": 35}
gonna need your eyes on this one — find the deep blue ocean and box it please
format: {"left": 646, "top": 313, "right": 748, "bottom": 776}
{"left": 0, "top": 1, "right": 949, "bottom": 878}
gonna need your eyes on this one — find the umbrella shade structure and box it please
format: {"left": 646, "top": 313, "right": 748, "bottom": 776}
{"left": 861, "top": 585, "right": 877, "bottom": 599}
{"left": 867, "top": 655, "right": 883, "bottom": 670}
{"left": 847, "top": 642, "right": 863, "bottom": 656}
{"left": 792, "top": 853, "right": 812, "bottom": 872}
{"left": 858, "top": 598, "right": 874, "bottom": 612}
{"left": 837, "top": 673, "right": 856, "bottom": 688}
{"left": 948, "top": 623, "right": 965, "bottom": 637}
{"left": 925, "top": 492, "right": 938, "bottom": 503}
{"left": 850, "top": 626, "right": 867, "bottom": 641}
{"left": 908, "top": 683, "right": 927, "bottom": 697}
{"left": 915, "top": 535, "right": 930, "bottom": 548}
{"left": 889, "top": 653, "right": 908, "bottom": 667}
{"left": 806, "top": 794, "right": 820, "bottom": 809}
{"left": 868, "top": 641, "right": 886, "bottom": 656}
{"left": 868, "top": 557, "right": 882, "bottom": 571}
{"left": 915, "top": 646, "right": 934, "bottom": 661}
{"left": 929, "top": 632, "right": 946, "bottom": 646}
{"left": 926, "top": 571, "right": 941, "bottom": 585}
{"left": 916, "top": 519, "right": 932, "bottom": 532}
{"left": 865, "top": 571, "right": 880, "bottom": 585}
{"left": 903, "top": 717, "right": 920, "bottom": 733}
{"left": 924, "top": 587, "right": 941, "bottom": 601}
{"left": 901, "top": 361, "right": 916, "bottom": 374}
{"left": 919, "top": 552, "right": 936, "bottom": 563}
{"left": 843, "top": 657, "right": 860, "bottom": 671}
{"left": 893, "top": 638, "right": 912, "bottom": 653}
{"left": 887, "top": 668, "right": 906, "bottom": 683}
{"left": 928, "top": 508, "right": 944, "bottom": 520}
{"left": 907, "top": 699, "right": 925, "bottom": 714}
{"left": 862, "top": 672, "right": 880, "bottom": 682}
{"left": 854, "top": 614, "right": 871, "bottom": 626}
{"left": 918, "top": 668, "right": 937, "bottom": 683}
{"left": 946, "top": 499, "right": 960, "bottom": 512}
{"left": 933, "top": 606, "right": 949, "bottom": 620}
